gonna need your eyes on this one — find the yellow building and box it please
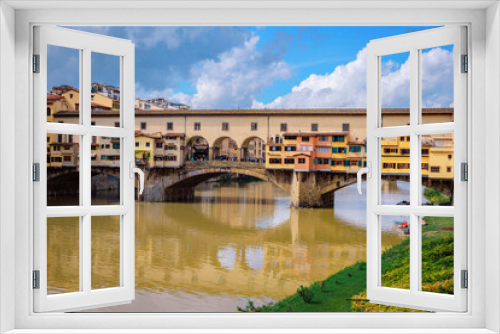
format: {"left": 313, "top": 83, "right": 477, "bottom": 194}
{"left": 331, "top": 132, "right": 349, "bottom": 173}
{"left": 135, "top": 133, "right": 159, "bottom": 167}
{"left": 428, "top": 136, "right": 454, "bottom": 179}
{"left": 48, "top": 137, "right": 78, "bottom": 168}
{"left": 265, "top": 134, "right": 297, "bottom": 170}
{"left": 421, "top": 136, "right": 432, "bottom": 177}
{"left": 381, "top": 137, "right": 409, "bottom": 175}
{"left": 60, "top": 88, "right": 80, "bottom": 111}
{"left": 47, "top": 94, "right": 73, "bottom": 166}
{"left": 135, "top": 99, "right": 166, "bottom": 111}
{"left": 92, "top": 137, "right": 121, "bottom": 167}
{"left": 345, "top": 139, "right": 366, "bottom": 174}
{"left": 152, "top": 133, "right": 186, "bottom": 168}
{"left": 91, "top": 93, "right": 119, "bottom": 111}
{"left": 380, "top": 135, "right": 453, "bottom": 180}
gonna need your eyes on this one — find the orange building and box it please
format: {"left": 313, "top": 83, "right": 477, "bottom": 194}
{"left": 292, "top": 132, "right": 333, "bottom": 171}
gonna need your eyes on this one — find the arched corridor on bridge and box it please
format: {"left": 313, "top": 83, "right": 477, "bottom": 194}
{"left": 241, "top": 136, "right": 265, "bottom": 163}
{"left": 212, "top": 136, "right": 239, "bottom": 161}
{"left": 185, "top": 136, "right": 209, "bottom": 161}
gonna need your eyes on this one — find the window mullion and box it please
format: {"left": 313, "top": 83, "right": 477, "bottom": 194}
{"left": 81, "top": 48, "right": 92, "bottom": 295}
{"left": 409, "top": 47, "right": 420, "bottom": 294}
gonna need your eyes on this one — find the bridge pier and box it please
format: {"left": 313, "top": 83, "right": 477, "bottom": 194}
{"left": 381, "top": 179, "right": 398, "bottom": 191}
{"left": 290, "top": 171, "right": 334, "bottom": 208}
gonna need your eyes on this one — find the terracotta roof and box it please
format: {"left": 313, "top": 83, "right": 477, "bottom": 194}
{"left": 56, "top": 87, "right": 79, "bottom": 93}
{"left": 293, "top": 152, "right": 312, "bottom": 157}
{"left": 47, "top": 94, "right": 62, "bottom": 101}
{"left": 136, "top": 131, "right": 162, "bottom": 139}
{"left": 91, "top": 102, "right": 112, "bottom": 109}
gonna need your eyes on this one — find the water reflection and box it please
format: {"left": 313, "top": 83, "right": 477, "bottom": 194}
{"left": 47, "top": 180, "right": 409, "bottom": 312}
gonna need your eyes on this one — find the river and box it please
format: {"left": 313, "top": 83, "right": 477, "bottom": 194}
{"left": 47, "top": 180, "right": 410, "bottom": 312}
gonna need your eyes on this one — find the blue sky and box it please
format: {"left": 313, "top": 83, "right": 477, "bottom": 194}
{"left": 49, "top": 26, "right": 453, "bottom": 109}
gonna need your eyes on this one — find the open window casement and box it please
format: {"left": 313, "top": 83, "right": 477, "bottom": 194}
{"left": 364, "top": 26, "right": 467, "bottom": 312}
{"left": 33, "top": 26, "right": 137, "bottom": 312}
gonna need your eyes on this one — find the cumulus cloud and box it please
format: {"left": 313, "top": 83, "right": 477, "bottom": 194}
{"left": 253, "top": 46, "right": 453, "bottom": 109}
{"left": 421, "top": 47, "right": 454, "bottom": 108}
{"left": 147, "top": 35, "right": 292, "bottom": 109}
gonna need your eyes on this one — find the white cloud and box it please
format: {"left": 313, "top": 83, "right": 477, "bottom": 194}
{"left": 135, "top": 83, "right": 176, "bottom": 102}
{"left": 253, "top": 46, "right": 453, "bottom": 109}
{"left": 125, "top": 27, "right": 183, "bottom": 49}
{"left": 152, "top": 35, "right": 292, "bottom": 109}
{"left": 253, "top": 48, "right": 368, "bottom": 109}
{"left": 421, "top": 47, "right": 454, "bottom": 108}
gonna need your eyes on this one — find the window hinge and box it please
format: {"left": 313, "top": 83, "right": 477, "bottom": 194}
{"left": 461, "top": 270, "right": 468, "bottom": 289}
{"left": 33, "top": 270, "right": 40, "bottom": 289}
{"left": 33, "top": 54, "right": 40, "bottom": 73}
{"left": 461, "top": 162, "right": 468, "bottom": 181}
{"left": 33, "top": 163, "right": 40, "bottom": 182}
{"left": 461, "top": 54, "right": 468, "bottom": 73}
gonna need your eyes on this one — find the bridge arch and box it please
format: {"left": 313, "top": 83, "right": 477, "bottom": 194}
{"left": 212, "top": 136, "right": 239, "bottom": 161}
{"left": 185, "top": 136, "right": 210, "bottom": 161}
{"left": 240, "top": 136, "right": 266, "bottom": 163}
{"left": 46, "top": 167, "right": 121, "bottom": 196}
{"left": 165, "top": 166, "right": 287, "bottom": 194}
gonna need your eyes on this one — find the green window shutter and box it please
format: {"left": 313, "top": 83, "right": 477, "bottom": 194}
{"left": 332, "top": 147, "right": 338, "bottom": 153}
{"left": 358, "top": 160, "right": 362, "bottom": 167}
{"left": 363, "top": 161, "right": 367, "bottom": 167}
{"left": 349, "top": 146, "right": 354, "bottom": 152}
{"left": 344, "top": 160, "right": 350, "bottom": 167}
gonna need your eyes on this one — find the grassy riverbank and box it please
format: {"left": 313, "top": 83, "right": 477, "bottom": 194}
{"left": 240, "top": 217, "right": 454, "bottom": 312}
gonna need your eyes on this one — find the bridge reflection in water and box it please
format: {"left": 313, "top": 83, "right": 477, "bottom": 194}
{"left": 46, "top": 181, "right": 414, "bottom": 312}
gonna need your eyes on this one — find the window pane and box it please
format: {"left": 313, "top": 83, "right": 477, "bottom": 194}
{"left": 91, "top": 52, "right": 120, "bottom": 127}
{"left": 47, "top": 45, "right": 80, "bottom": 124}
{"left": 47, "top": 217, "right": 80, "bottom": 294}
{"left": 421, "top": 134, "right": 454, "bottom": 206}
{"left": 381, "top": 215, "right": 410, "bottom": 290}
{"left": 381, "top": 52, "right": 410, "bottom": 127}
{"left": 380, "top": 137, "right": 410, "bottom": 205}
{"left": 91, "top": 215, "right": 121, "bottom": 290}
{"left": 47, "top": 133, "right": 80, "bottom": 206}
{"left": 421, "top": 45, "right": 454, "bottom": 124}
{"left": 91, "top": 136, "right": 121, "bottom": 205}
{"left": 421, "top": 216, "right": 454, "bottom": 295}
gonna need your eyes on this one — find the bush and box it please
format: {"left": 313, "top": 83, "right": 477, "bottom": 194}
{"left": 297, "top": 285, "right": 314, "bottom": 303}
{"left": 424, "top": 188, "right": 451, "bottom": 206}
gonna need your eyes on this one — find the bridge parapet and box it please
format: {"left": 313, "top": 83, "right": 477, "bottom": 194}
{"left": 184, "top": 161, "right": 265, "bottom": 170}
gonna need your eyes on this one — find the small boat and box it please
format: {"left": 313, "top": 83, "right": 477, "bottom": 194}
{"left": 392, "top": 219, "right": 410, "bottom": 236}
{"left": 393, "top": 219, "right": 409, "bottom": 228}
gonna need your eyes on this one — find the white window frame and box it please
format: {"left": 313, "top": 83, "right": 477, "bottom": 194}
{"left": 32, "top": 26, "right": 136, "bottom": 313}
{"left": 365, "top": 26, "right": 467, "bottom": 312}
{"left": 1, "top": 2, "right": 498, "bottom": 333}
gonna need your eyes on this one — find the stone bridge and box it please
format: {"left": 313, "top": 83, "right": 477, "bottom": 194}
{"left": 47, "top": 162, "right": 453, "bottom": 207}
{"left": 138, "top": 161, "right": 358, "bottom": 208}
